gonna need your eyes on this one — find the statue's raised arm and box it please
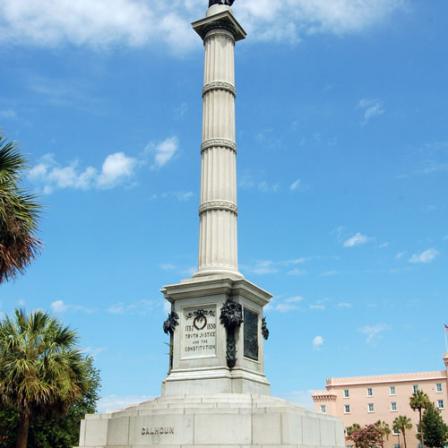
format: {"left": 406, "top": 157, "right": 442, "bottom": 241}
{"left": 209, "top": 0, "right": 235, "bottom": 6}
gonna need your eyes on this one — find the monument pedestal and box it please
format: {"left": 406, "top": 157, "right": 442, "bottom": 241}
{"left": 78, "top": 393, "right": 345, "bottom": 448}
{"left": 162, "top": 276, "right": 271, "bottom": 397}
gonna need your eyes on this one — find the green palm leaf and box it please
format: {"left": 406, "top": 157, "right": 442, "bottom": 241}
{"left": 0, "top": 133, "right": 41, "bottom": 282}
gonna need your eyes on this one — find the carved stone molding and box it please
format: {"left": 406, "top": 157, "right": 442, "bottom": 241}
{"left": 199, "top": 200, "right": 238, "bottom": 215}
{"left": 203, "top": 81, "right": 236, "bottom": 97}
{"left": 201, "top": 139, "right": 236, "bottom": 153}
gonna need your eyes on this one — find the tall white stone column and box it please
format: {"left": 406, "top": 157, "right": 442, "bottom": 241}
{"left": 194, "top": 4, "right": 246, "bottom": 278}
{"left": 76, "top": 5, "right": 346, "bottom": 447}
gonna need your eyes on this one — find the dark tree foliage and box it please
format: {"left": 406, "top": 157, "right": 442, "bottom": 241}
{"left": 0, "top": 134, "right": 41, "bottom": 283}
{"left": 421, "top": 402, "right": 448, "bottom": 448}
{"left": 0, "top": 358, "right": 100, "bottom": 448}
{"left": 348, "top": 424, "right": 384, "bottom": 448}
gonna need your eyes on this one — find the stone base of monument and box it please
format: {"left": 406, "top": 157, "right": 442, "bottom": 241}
{"left": 76, "top": 393, "right": 345, "bottom": 448}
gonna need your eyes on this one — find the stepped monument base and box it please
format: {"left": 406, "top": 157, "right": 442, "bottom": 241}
{"left": 76, "top": 275, "right": 345, "bottom": 448}
{"left": 77, "top": 393, "right": 344, "bottom": 448}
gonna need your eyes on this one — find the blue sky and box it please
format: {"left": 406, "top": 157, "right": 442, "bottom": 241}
{"left": 0, "top": 0, "right": 447, "bottom": 412}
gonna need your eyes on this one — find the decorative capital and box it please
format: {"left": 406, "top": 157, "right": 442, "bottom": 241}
{"left": 192, "top": 10, "right": 246, "bottom": 42}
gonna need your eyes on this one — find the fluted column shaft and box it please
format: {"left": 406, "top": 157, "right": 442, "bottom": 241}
{"left": 197, "top": 28, "right": 239, "bottom": 277}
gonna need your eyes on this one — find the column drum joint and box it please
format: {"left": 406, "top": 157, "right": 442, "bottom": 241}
{"left": 201, "top": 139, "right": 237, "bottom": 153}
{"left": 203, "top": 81, "right": 236, "bottom": 97}
{"left": 199, "top": 201, "right": 238, "bottom": 215}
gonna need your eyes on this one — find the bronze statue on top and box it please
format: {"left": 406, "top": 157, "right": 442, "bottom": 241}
{"left": 209, "top": 0, "right": 235, "bottom": 6}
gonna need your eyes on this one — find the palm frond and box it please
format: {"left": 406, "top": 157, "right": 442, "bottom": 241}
{"left": 0, "top": 137, "right": 26, "bottom": 184}
{"left": 0, "top": 134, "right": 42, "bottom": 282}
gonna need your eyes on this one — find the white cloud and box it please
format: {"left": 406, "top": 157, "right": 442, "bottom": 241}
{"left": 312, "top": 335, "right": 324, "bottom": 349}
{"left": 240, "top": 173, "right": 280, "bottom": 193}
{"left": 163, "top": 300, "right": 171, "bottom": 314}
{"left": 242, "top": 257, "right": 306, "bottom": 276}
{"left": 97, "top": 152, "right": 137, "bottom": 188}
{"left": 290, "top": 178, "right": 302, "bottom": 191}
{"left": 28, "top": 154, "right": 97, "bottom": 193}
{"left": 0, "top": 0, "right": 157, "bottom": 48}
{"left": 245, "top": 260, "right": 279, "bottom": 275}
{"left": 320, "top": 270, "right": 339, "bottom": 277}
{"left": 337, "top": 302, "right": 352, "bottom": 309}
{"left": 97, "top": 394, "right": 153, "bottom": 413}
{"left": 270, "top": 295, "right": 304, "bottom": 313}
{"left": 280, "top": 389, "right": 314, "bottom": 409}
{"left": 287, "top": 268, "right": 307, "bottom": 276}
{"left": 273, "top": 303, "right": 298, "bottom": 313}
{"left": 81, "top": 346, "right": 106, "bottom": 357}
{"left": 160, "top": 263, "right": 176, "bottom": 271}
{"left": 158, "top": 262, "right": 197, "bottom": 278}
{"left": 151, "top": 137, "right": 179, "bottom": 169}
{"left": 0, "top": 109, "right": 17, "bottom": 119}
{"left": 360, "top": 323, "right": 388, "bottom": 343}
{"left": 107, "top": 299, "right": 158, "bottom": 315}
{"left": 151, "top": 191, "right": 194, "bottom": 202}
{"left": 409, "top": 248, "right": 439, "bottom": 264}
{"left": 309, "top": 303, "right": 326, "bottom": 311}
{"left": 51, "top": 300, "right": 94, "bottom": 314}
{"left": 28, "top": 152, "right": 136, "bottom": 193}
{"left": 27, "top": 136, "right": 179, "bottom": 194}
{"left": 181, "top": 266, "right": 196, "bottom": 277}
{"left": 358, "top": 98, "right": 385, "bottom": 125}
{"left": 51, "top": 300, "right": 67, "bottom": 313}
{"left": 0, "top": 0, "right": 405, "bottom": 52}
{"left": 343, "top": 232, "right": 369, "bottom": 248}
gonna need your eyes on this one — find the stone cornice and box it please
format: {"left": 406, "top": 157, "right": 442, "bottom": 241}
{"left": 192, "top": 10, "right": 247, "bottom": 42}
{"left": 203, "top": 81, "right": 235, "bottom": 97}
{"left": 199, "top": 200, "right": 238, "bottom": 215}
{"left": 312, "top": 392, "right": 337, "bottom": 402}
{"left": 201, "top": 139, "right": 236, "bottom": 153}
{"left": 326, "top": 370, "right": 448, "bottom": 387}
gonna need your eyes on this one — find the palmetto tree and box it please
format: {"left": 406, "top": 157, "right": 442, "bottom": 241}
{"left": 376, "top": 420, "right": 392, "bottom": 448}
{"left": 346, "top": 423, "right": 362, "bottom": 438}
{"left": 410, "top": 390, "right": 431, "bottom": 446}
{"left": 393, "top": 416, "right": 413, "bottom": 448}
{"left": 0, "top": 134, "right": 40, "bottom": 283}
{"left": 0, "top": 309, "right": 91, "bottom": 448}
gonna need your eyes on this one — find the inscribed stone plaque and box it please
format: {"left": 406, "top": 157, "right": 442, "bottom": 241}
{"left": 244, "top": 308, "right": 259, "bottom": 360}
{"left": 182, "top": 306, "right": 216, "bottom": 358}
